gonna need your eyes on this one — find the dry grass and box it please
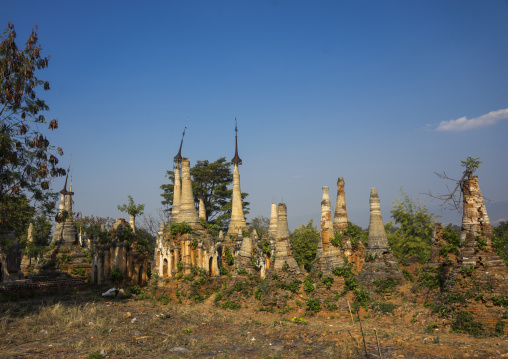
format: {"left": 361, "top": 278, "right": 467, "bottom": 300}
{"left": 1, "top": 286, "right": 507, "bottom": 358}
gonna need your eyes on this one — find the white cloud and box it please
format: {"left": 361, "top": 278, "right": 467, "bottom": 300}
{"left": 436, "top": 108, "right": 508, "bottom": 131}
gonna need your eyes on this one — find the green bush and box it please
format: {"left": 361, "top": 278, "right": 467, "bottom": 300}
{"left": 459, "top": 265, "right": 474, "bottom": 276}
{"left": 237, "top": 268, "right": 247, "bottom": 275}
{"left": 322, "top": 275, "right": 334, "bottom": 289}
{"left": 371, "top": 302, "right": 397, "bottom": 314}
{"left": 169, "top": 222, "right": 193, "bottom": 236}
{"left": 306, "top": 298, "right": 321, "bottom": 312}
{"left": 71, "top": 268, "right": 86, "bottom": 276}
{"left": 109, "top": 266, "right": 123, "bottom": 282}
{"left": 373, "top": 277, "right": 399, "bottom": 294}
{"left": 402, "top": 269, "right": 413, "bottom": 282}
{"left": 219, "top": 265, "right": 229, "bottom": 276}
{"left": 425, "top": 323, "right": 438, "bottom": 333}
{"left": 492, "top": 294, "right": 508, "bottom": 307}
{"left": 451, "top": 311, "right": 485, "bottom": 336}
{"left": 158, "top": 295, "right": 170, "bottom": 305}
{"left": 278, "top": 279, "right": 301, "bottom": 294}
{"left": 476, "top": 234, "right": 487, "bottom": 251}
{"left": 494, "top": 321, "right": 505, "bottom": 336}
{"left": 364, "top": 253, "right": 376, "bottom": 262}
{"left": 224, "top": 246, "right": 235, "bottom": 265}
{"left": 304, "top": 277, "right": 314, "bottom": 294}
{"left": 331, "top": 232, "right": 342, "bottom": 248}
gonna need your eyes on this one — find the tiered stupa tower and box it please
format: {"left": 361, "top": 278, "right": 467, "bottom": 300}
{"left": 227, "top": 121, "right": 247, "bottom": 236}
{"left": 333, "top": 177, "right": 348, "bottom": 233}
{"left": 316, "top": 186, "right": 344, "bottom": 274}
{"left": 273, "top": 203, "right": 301, "bottom": 274}
{"left": 178, "top": 157, "right": 200, "bottom": 227}
{"left": 268, "top": 203, "right": 278, "bottom": 246}
{"left": 170, "top": 126, "right": 185, "bottom": 223}
{"left": 52, "top": 172, "right": 77, "bottom": 244}
{"left": 366, "top": 188, "right": 391, "bottom": 256}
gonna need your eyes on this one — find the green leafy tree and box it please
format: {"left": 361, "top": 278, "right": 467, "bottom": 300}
{"left": 117, "top": 195, "right": 145, "bottom": 220}
{"left": 387, "top": 189, "right": 435, "bottom": 261}
{"left": 344, "top": 221, "right": 368, "bottom": 247}
{"left": 23, "top": 213, "right": 52, "bottom": 263}
{"left": 248, "top": 215, "right": 269, "bottom": 237}
{"left": 160, "top": 157, "right": 249, "bottom": 230}
{"left": 0, "top": 23, "right": 65, "bottom": 244}
{"left": 290, "top": 219, "right": 319, "bottom": 272}
{"left": 493, "top": 221, "right": 508, "bottom": 266}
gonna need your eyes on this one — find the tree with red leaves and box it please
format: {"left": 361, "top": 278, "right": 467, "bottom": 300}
{"left": 0, "top": 22, "right": 65, "bottom": 246}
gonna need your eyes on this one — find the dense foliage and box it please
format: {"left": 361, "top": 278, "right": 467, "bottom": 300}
{"left": 161, "top": 157, "right": 249, "bottom": 230}
{"left": 248, "top": 215, "right": 269, "bottom": 238}
{"left": 290, "top": 219, "right": 319, "bottom": 271}
{"left": 386, "top": 190, "right": 434, "bottom": 261}
{"left": 493, "top": 221, "right": 508, "bottom": 265}
{"left": 0, "top": 23, "right": 65, "bottom": 247}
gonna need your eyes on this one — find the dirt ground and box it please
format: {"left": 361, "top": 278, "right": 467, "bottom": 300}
{"left": 1, "top": 285, "right": 508, "bottom": 359}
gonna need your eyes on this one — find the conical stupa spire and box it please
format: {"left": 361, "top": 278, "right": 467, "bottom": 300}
{"left": 333, "top": 177, "right": 348, "bottom": 233}
{"left": 231, "top": 118, "right": 242, "bottom": 165}
{"left": 228, "top": 119, "right": 247, "bottom": 235}
{"left": 367, "top": 188, "right": 390, "bottom": 256}
{"left": 171, "top": 160, "right": 182, "bottom": 223}
{"left": 178, "top": 157, "right": 200, "bottom": 227}
{"left": 268, "top": 203, "right": 278, "bottom": 239}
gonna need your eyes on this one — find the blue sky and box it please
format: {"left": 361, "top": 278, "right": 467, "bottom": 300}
{"left": 3, "top": 1, "right": 508, "bottom": 230}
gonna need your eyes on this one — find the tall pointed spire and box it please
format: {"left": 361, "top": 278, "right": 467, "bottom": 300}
{"left": 174, "top": 123, "right": 186, "bottom": 163}
{"left": 228, "top": 118, "right": 247, "bottom": 235}
{"left": 231, "top": 118, "right": 242, "bottom": 165}
{"left": 171, "top": 124, "right": 186, "bottom": 223}
{"left": 60, "top": 164, "right": 72, "bottom": 195}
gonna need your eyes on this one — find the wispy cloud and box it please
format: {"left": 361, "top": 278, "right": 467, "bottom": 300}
{"left": 436, "top": 108, "right": 508, "bottom": 131}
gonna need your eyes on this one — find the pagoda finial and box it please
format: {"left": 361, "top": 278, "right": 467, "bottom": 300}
{"left": 60, "top": 164, "right": 71, "bottom": 195}
{"left": 231, "top": 118, "right": 242, "bottom": 165}
{"left": 174, "top": 122, "right": 187, "bottom": 163}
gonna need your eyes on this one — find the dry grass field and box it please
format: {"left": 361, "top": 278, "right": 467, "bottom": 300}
{"left": 1, "top": 284, "right": 508, "bottom": 359}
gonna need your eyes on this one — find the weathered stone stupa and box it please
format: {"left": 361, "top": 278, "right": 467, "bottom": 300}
{"left": 458, "top": 175, "right": 500, "bottom": 266}
{"left": 427, "top": 175, "right": 508, "bottom": 331}
{"left": 227, "top": 122, "right": 247, "bottom": 236}
{"left": 268, "top": 203, "right": 278, "bottom": 244}
{"left": 51, "top": 174, "right": 77, "bottom": 244}
{"left": 360, "top": 187, "right": 401, "bottom": 289}
{"left": 178, "top": 158, "right": 200, "bottom": 227}
{"left": 366, "top": 188, "right": 391, "bottom": 257}
{"left": 170, "top": 127, "right": 185, "bottom": 223}
{"left": 333, "top": 177, "right": 348, "bottom": 233}
{"left": 198, "top": 194, "right": 206, "bottom": 221}
{"left": 273, "top": 203, "right": 301, "bottom": 274}
{"left": 316, "top": 186, "right": 343, "bottom": 274}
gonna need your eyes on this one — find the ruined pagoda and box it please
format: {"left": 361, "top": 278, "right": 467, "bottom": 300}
{"left": 316, "top": 186, "right": 344, "bottom": 274}
{"left": 51, "top": 170, "right": 77, "bottom": 244}
{"left": 227, "top": 120, "right": 247, "bottom": 236}
{"left": 170, "top": 125, "right": 185, "bottom": 223}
